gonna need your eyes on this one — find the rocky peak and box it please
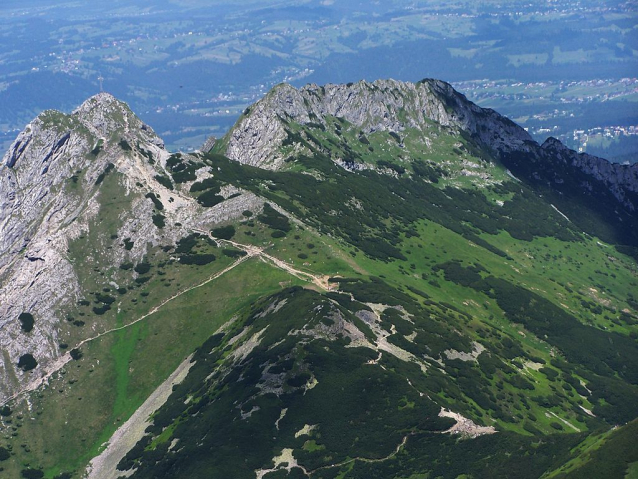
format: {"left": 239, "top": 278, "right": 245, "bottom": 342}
{"left": 0, "top": 93, "right": 260, "bottom": 403}
{"left": 0, "top": 94, "right": 165, "bottom": 262}
{"left": 2, "top": 93, "right": 162, "bottom": 173}
{"left": 0, "top": 91, "right": 187, "bottom": 305}
{"left": 0, "top": 94, "right": 171, "bottom": 399}
{"left": 72, "top": 92, "right": 163, "bottom": 147}
{"left": 223, "top": 78, "right": 534, "bottom": 169}
{"left": 221, "top": 79, "right": 636, "bottom": 213}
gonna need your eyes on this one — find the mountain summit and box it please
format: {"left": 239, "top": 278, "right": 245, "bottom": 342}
{"left": 223, "top": 79, "right": 534, "bottom": 169}
{"left": 0, "top": 93, "right": 165, "bottom": 399}
{"left": 0, "top": 80, "right": 637, "bottom": 479}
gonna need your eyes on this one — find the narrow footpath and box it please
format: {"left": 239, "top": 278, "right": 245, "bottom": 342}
{"left": 2, "top": 233, "right": 330, "bottom": 407}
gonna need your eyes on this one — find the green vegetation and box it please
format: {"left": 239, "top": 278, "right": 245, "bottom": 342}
{"left": 222, "top": 248, "right": 247, "bottom": 258}
{"left": 90, "top": 139, "right": 103, "bottom": 157}
{"left": 178, "top": 253, "right": 216, "bottom": 265}
{"left": 197, "top": 189, "right": 224, "bottom": 207}
{"left": 20, "top": 469, "right": 44, "bottom": 479}
{"left": 109, "top": 278, "right": 637, "bottom": 478}
{"left": 145, "top": 192, "right": 164, "bottom": 211}
{"left": 154, "top": 175, "right": 173, "bottom": 190}
{"left": 167, "top": 153, "right": 198, "bottom": 183}
{"left": 133, "top": 262, "right": 151, "bottom": 275}
{"left": 211, "top": 225, "right": 235, "bottom": 240}
{"left": 3, "top": 71, "right": 638, "bottom": 479}
{"left": 18, "top": 313, "right": 35, "bottom": 333}
{"left": 94, "top": 163, "right": 115, "bottom": 186}
{"left": 203, "top": 142, "right": 575, "bottom": 263}
{"left": 4, "top": 251, "right": 300, "bottom": 478}
{"left": 115, "top": 288, "right": 454, "bottom": 478}
{"left": 258, "top": 203, "right": 291, "bottom": 233}
{"left": 17, "top": 354, "right": 37, "bottom": 372}
{"left": 118, "top": 139, "right": 132, "bottom": 151}
{"left": 545, "top": 420, "right": 638, "bottom": 478}
{"left": 69, "top": 348, "right": 83, "bottom": 361}
{"left": 152, "top": 213, "right": 166, "bottom": 228}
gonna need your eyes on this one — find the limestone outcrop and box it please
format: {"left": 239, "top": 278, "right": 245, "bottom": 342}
{"left": 222, "top": 79, "right": 636, "bottom": 210}
{"left": 223, "top": 79, "right": 534, "bottom": 169}
{"left": 0, "top": 93, "right": 256, "bottom": 401}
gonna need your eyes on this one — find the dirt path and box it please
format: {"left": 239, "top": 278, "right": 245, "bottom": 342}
{"left": 193, "top": 229, "right": 333, "bottom": 291}
{"left": 259, "top": 251, "right": 332, "bottom": 291}
{"left": 2, "top": 229, "right": 332, "bottom": 407}
{"left": 310, "top": 434, "right": 410, "bottom": 473}
{"left": 255, "top": 435, "right": 411, "bottom": 478}
{"left": 1, "top": 252, "right": 253, "bottom": 407}
{"left": 84, "top": 354, "right": 194, "bottom": 479}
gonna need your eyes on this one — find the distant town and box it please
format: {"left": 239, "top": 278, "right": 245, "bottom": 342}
{"left": 456, "top": 77, "right": 638, "bottom": 161}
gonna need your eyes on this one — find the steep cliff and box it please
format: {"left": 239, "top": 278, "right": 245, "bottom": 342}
{"left": 0, "top": 93, "right": 259, "bottom": 402}
{"left": 540, "top": 137, "right": 638, "bottom": 209}
{"left": 1, "top": 94, "right": 162, "bottom": 265}
{"left": 222, "top": 79, "right": 534, "bottom": 169}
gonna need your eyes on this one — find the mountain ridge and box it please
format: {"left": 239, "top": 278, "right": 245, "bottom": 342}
{"left": 0, "top": 80, "right": 635, "bottom": 403}
{"left": 220, "top": 78, "right": 638, "bottom": 209}
{"left": 540, "top": 136, "right": 638, "bottom": 208}
{"left": 217, "top": 78, "right": 638, "bottom": 255}
{"left": 223, "top": 78, "right": 534, "bottom": 169}
{"left": 0, "top": 80, "right": 637, "bottom": 479}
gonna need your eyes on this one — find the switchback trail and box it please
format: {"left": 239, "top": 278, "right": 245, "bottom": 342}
{"left": 1, "top": 251, "right": 255, "bottom": 406}
{"left": 2, "top": 231, "right": 332, "bottom": 406}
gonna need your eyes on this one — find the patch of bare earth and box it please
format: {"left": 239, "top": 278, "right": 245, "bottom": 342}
{"left": 438, "top": 408, "right": 497, "bottom": 438}
{"left": 84, "top": 354, "right": 194, "bottom": 479}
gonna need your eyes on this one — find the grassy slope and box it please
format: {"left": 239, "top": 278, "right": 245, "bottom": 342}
{"left": 0, "top": 158, "right": 327, "bottom": 477}
{"left": 544, "top": 419, "right": 638, "bottom": 478}
{"left": 3, "top": 255, "right": 302, "bottom": 478}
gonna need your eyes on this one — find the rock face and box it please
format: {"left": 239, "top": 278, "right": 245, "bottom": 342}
{"left": 1, "top": 94, "right": 161, "bottom": 265}
{"left": 223, "top": 79, "right": 534, "bottom": 169}
{"left": 0, "top": 93, "right": 258, "bottom": 401}
{"left": 541, "top": 137, "right": 638, "bottom": 208}
{"left": 0, "top": 94, "right": 163, "bottom": 399}
{"left": 200, "top": 135, "right": 217, "bottom": 153}
{"left": 223, "top": 78, "right": 637, "bottom": 211}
